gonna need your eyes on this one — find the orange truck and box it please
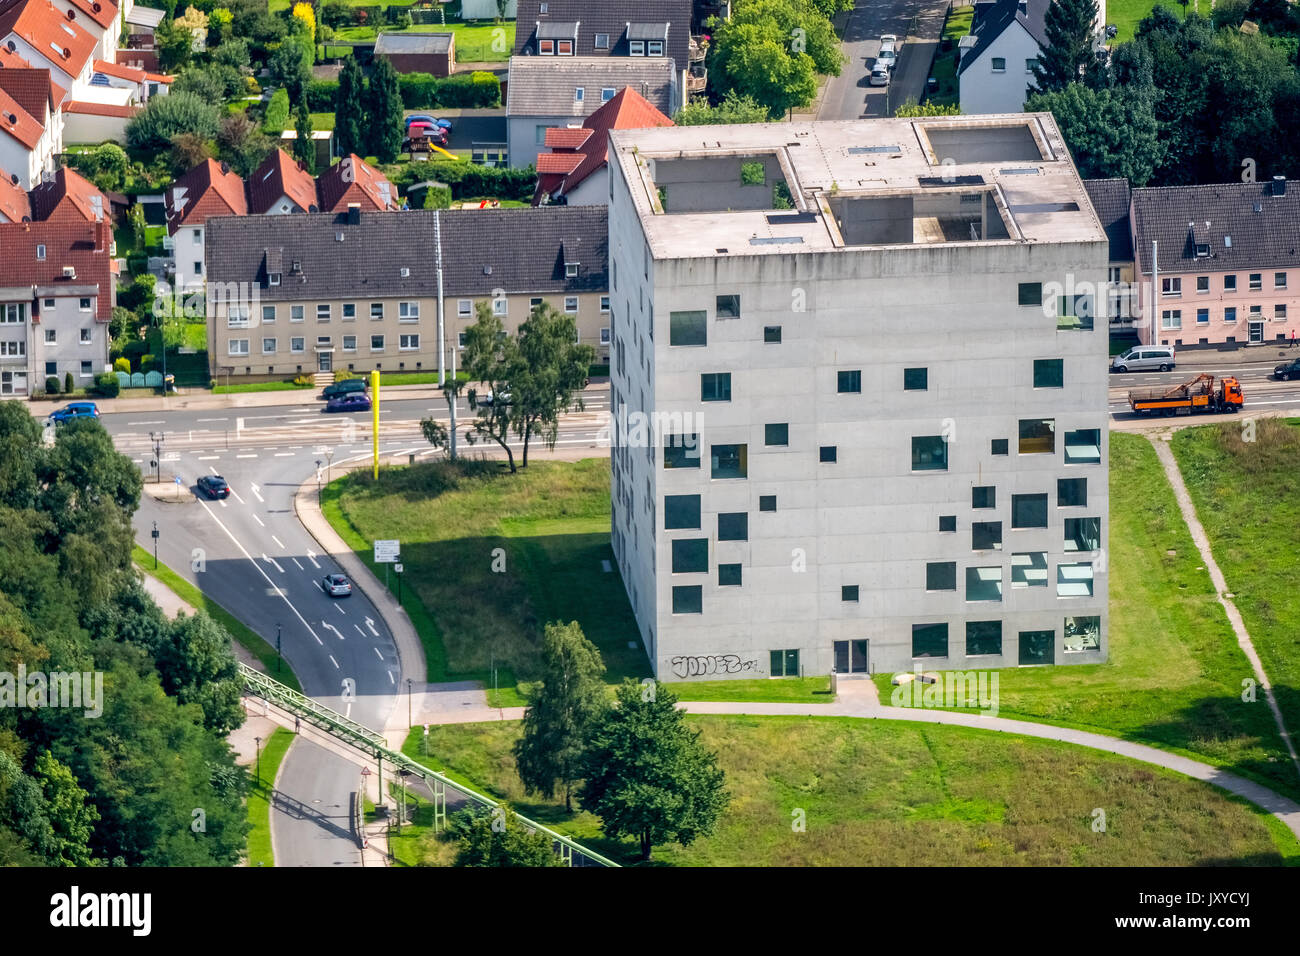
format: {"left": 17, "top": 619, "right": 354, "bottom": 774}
{"left": 1128, "top": 373, "right": 1245, "bottom": 416}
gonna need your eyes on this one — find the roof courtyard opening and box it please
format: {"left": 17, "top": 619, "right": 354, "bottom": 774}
{"left": 649, "top": 152, "right": 794, "bottom": 214}
{"left": 919, "top": 121, "right": 1050, "bottom": 165}
{"left": 828, "top": 187, "right": 1013, "bottom": 245}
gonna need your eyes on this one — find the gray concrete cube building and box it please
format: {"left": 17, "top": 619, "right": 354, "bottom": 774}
{"left": 606, "top": 114, "right": 1110, "bottom": 681}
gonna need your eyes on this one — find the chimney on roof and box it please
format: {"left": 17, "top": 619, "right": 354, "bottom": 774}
{"left": 220, "top": 161, "right": 231, "bottom": 175}
{"left": 347, "top": 202, "right": 361, "bottom": 225}
{"left": 1272, "top": 175, "right": 1286, "bottom": 197}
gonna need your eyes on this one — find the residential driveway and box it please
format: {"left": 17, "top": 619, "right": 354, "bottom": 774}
{"left": 820, "top": 0, "right": 952, "bottom": 120}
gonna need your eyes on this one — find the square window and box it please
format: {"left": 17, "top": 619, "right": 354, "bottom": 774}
{"left": 972, "top": 486, "right": 995, "bottom": 509}
{"left": 672, "top": 585, "right": 703, "bottom": 614}
{"left": 966, "top": 621, "right": 1002, "bottom": 656}
{"left": 911, "top": 436, "right": 948, "bottom": 471}
{"left": 290, "top": 337, "right": 304, "bottom": 352}
{"left": 837, "top": 369, "right": 862, "bottom": 393}
{"left": 669, "top": 310, "right": 706, "bottom": 346}
{"left": 759, "top": 495, "right": 776, "bottom": 512}
{"left": 1017, "top": 282, "right": 1042, "bottom": 306}
{"left": 1249, "top": 273, "right": 1262, "bottom": 291}
{"left": 663, "top": 434, "right": 701, "bottom": 469}
{"left": 764, "top": 325, "right": 782, "bottom": 343}
{"left": 317, "top": 304, "right": 331, "bottom": 320}
{"left": 765, "top": 423, "right": 789, "bottom": 446}
{"left": 1196, "top": 275, "right": 1210, "bottom": 293}
{"left": 79, "top": 360, "right": 92, "bottom": 377}
{"left": 457, "top": 300, "right": 471, "bottom": 317}
{"left": 1064, "top": 615, "right": 1101, "bottom": 652}
{"left": 1064, "top": 428, "right": 1101, "bottom": 465}
{"left": 1057, "top": 293, "right": 1094, "bottom": 330}
{"left": 291, "top": 305, "right": 304, "bottom": 322}
{"left": 262, "top": 337, "right": 276, "bottom": 353}
{"left": 664, "top": 494, "right": 701, "bottom": 529}
{"left": 903, "top": 367, "right": 928, "bottom": 390}
{"left": 647, "top": 39, "right": 664, "bottom": 55}
{"left": 1019, "top": 630, "right": 1055, "bottom": 665}
{"left": 400, "top": 301, "right": 420, "bottom": 320}
{"left": 343, "top": 336, "right": 356, "bottom": 351}
{"left": 262, "top": 305, "right": 276, "bottom": 322}
{"left": 701, "top": 372, "right": 732, "bottom": 402}
{"left": 493, "top": 299, "right": 508, "bottom": 317}
{"left": 972, "top": 521, "right": 1002, "bottom": 551}
{"left": 565, "top": 262, "right": 579, "bottom": 278}
{"left": 820, "top": 445, "right": 837, "bottom": 463}
{"left": 1018, "top": 418, "right": 1055, "bottom": 455}
{"left": 371, "top": 335, "right": 385, "bottom": 351}
{"left": 1057, "top": 477, "right": 1087, "bottom": 507}
{"left": 671, "top": 538, "right": 708, "bottom": 573}
{"left": 371, "top": 303, "right": 384, "bottom": 320}
{"left": 1197, "top": 308, "right": 1209, "bottom": 324}
{"left": 1276, "top": 272, "right": 1288, "bottom": 289}
{"left": 594, "top": 33, "right": 609, "bottom": 49}
{"left": 966, "top": 566, "right": 1002, "bottom": 602}
{"left": 926, "top": 561, "right": 956, "bottom": 591}
{"left": 1033, "top": 358, "right": 1063, "bottom": 388}
{"left": 1011, "top": 551, "right": 1048, "bottom": 588}
{"left": 711, "top": 444, "right": 747, "bottom": 479}
{"left": 1224, "top": 275, "right": 1237, "bottom": 291}
{"left": 991, "top": 57, "right": 1006, "bottom": 72}
{"left": 564, "top": 297, "right": 579, "bottom": 315}
{"left": 1064, "top": 516, "right": 1101, "bottom": 552}
{"left": 78, "top": 298, "right": 91, "bottom": 311}
{"left": 629, "top": 39, "right": 644, "bottom": 55}
{"left": 939, "top": 515, "right": 956, "bottom": 532}
{"left": 718, "top": 512, "right": 748, "bottom": 541}
{"left": 991, "top": 438, "right": 1008, "bottom": 456}
{"left": 912, "top": 623, "right": 948, "bottom": 658}
{"left": 44, "top": 329, "right": 55, "bottom": 344}
{"left": 716, "top": 294, "right": 740, "bottom": 318}
{"left": 718, "top": 563, "right": 742, "bottom": 586}
{"left": 842, "top": 585, "right": 859, "bottom": 602}
{"left": 1162, "top": 277, "right": 1181, "bottom": 296}
{"left": 770, "top": 649, "right": 800, "bottom": 677}
{"left": 1057, "top": 562, "right": 1094, "bottom": 597}
{"left": 343, "top": 303, "right": 356, "bottom": 319}
{"left": 1011, "top": 493, "right": 1048, "bottom": 528}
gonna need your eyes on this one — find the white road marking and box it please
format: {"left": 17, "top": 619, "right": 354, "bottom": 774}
{"left": 272, "top": 535, "right": 285, "bottom": 549}
{"left": 292, "top": 558, "right": 303, "bottom": 570}
{"left": 229, "top": 488, "right": 245, "bottom": 504}
{"left": 387, "top": 671, "right": 395, "bottom": 685}
{"left": 132, "top": 458, "right": 143, "bottom": 464}
{"left": 274, "top": 452, "right": 294, "bottom": 457}
{"left": 237, "top": 454, "right": 257, "bottom": 459}
{"left": 312, "top": 633, "right": 323, "bottom": 646}
{"left": 250, "top": 483, "right": 264, "bottom": 503}
{"left": 365, "top": 617, "right": 379, "bottom": 637}
{"left": 373, "top": 647, "right": 383, "bottom": 660}
{"left": 313, "top": 579, "right": 324, "bottom": 592}
{"left": 252, "top": 514, "right": 265, "bottom": 527}
{"left": 329, "top": 655, "right": 339, "bottom": 669}
{"left": 218, "top": 499, "right": 227, "bottom": 508}
{"left": 335, "top": 603, "right": 346, "bottom": 615}
{"left": 128, "top": 420, "right": 165, "bottom": 425}
{"left": 355, "top": 624, "right": 365, "bottom": 636}
{"left": 323, "top": 622, "right": 344, "bottom": 641}
{"left": 305, "top": 549, "right": 320, "bottom": 569}
{"left": 196, "top": 417, "right": 228, "bottom": 423}
{"left": 261, "top": 553, "right": 285, "bottom": 573}
{"left": 198, "top": 455, "right": 219, "bottom": 460}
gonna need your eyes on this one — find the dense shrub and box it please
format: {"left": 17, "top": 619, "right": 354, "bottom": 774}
{"left": 64, "top": 371, "right": 74, "bottom": 394}
{"left": 305, "top": 78, "right": 339, "bottom": 111}
{"left": 44, "top": 376, "right": 59, "bottom": 395}
{"left": 126, "top": 91, "right": 221, "bottom": 150}
{"left": 114, "top": 357, "right": 132, "bottom": 374}
{"left": 398, "top": 160, "right": 535, "bottom": 201}
{"left": 262, "top": 87, "right": 290, "bottom": 134}
{"left": 398, "top": 71, "right": 501, "bottom": 108}
{"left": 94, "top": 373, "right": 121, "bottom": 398}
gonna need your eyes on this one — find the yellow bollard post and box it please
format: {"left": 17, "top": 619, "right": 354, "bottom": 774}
{"left": 371, "top": 369, "right": 380, "bottom": 480}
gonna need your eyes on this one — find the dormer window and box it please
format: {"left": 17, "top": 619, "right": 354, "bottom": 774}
{"left": 540, "top": 1, "right": 547, "bottom": 10}
{"left": 629, "top": 40, "right": 645, "bottom": 55}
{"left": 601, "top": 87, "right": 615, "bottom": 102}
{"left": 575, "top": 87, "right": 584, "bottom": 102}
{"left": 565, "top": 262, "right": 579, "bottom": 277}
{"left": 36, "top": 244, "right": 45, "bottom": 260}
{"left": 290, "top": 259, "right": 302, "bottom": 274}
{"left": 1194, "top": 242, "right": 1210, "bottom": 257}
{"left": 647, "top": 40, "right": 664, "bottom": 56}
{"left": 557, "top": 39, "right": 573, "bottom": 55}
{"left": 268, "top": 272, "right": 281, "bottom": 286}
{"left": 539, "top": 39, "right": 554, "bottom": 54}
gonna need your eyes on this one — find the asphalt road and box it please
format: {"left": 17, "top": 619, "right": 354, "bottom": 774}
{"left": 819, "top": 0, "right": 950, "bottom": 120}
{"left": 1107, "top": 363, "right": 1300, "bottom": 423}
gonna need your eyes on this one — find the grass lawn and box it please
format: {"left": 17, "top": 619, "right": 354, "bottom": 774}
{"left": 179, "top": 322, "right": 207, "bottom": 351}
{"left": 245, "top": 727, "right": 294, "bottom": 867}
{"left": 212, "top": 380, "right": 315, "bottom": 394}
{"left": 873, "top": 432, "right": 1299, "bottom": 801}
{"left": 309, "top": 112, "right": 336, "bottom": 131}
{"left": 1108, "top": 0, "right": 1188, "bottom": 44}
{"left": 925, "top": 5, "right": 973, "bottom": 107}
{"left": 329, "top": 21, "right": 515, "bottom": 61}
{"left": 377, "top": 370, "right": 468, "bottom": 387}
{"left": 407, "top": 717, "right": 1298, "bottom": 866}
{"left": 132, "top": 545, "right": 302, "bottom": 693}
{"left": 1172, "top": 419, "right": 1300, "bottom": 742}
{"left": 668, "top": 676, "right": 834, "bottom": 703}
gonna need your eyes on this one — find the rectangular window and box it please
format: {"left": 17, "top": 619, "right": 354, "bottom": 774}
{"left": 647, "top": 39, "right": 663, "bottom": 55}
{"left": 1162, "top": 277, "right": 1181, "bottom": 296}
{"left": 0, "top": 304, "right": 23, "bottom": 323}
{"left": 991, "top": 57, "right": 1006, "bottom": 72}
{"left": 0, "top": 342, "right": 24, "bottom": 356}
{"left": 600, "top": 327, "right": 611, "bottom": 345}
{"left": 1057, "top": 293, "right": 1094, "bottom": 330}
{"left": 1025, "top": 58, "right": 1037, "bottom": 73}
{"left": 939, "top": 515, "right": 956, "bottom": 532}
{"left": 966, "top": 566, "right": 1002, "bottom": 602}
{"left": 291, "top": 337, "right": 304, "bottom": 352}
{"left": 317, "top": 304, "right": 331, "bottom": 321}
{"left": 1276, "top": 272, "right": 1288, "bottom": 289}
{"left": 1018, "top": 418, "right": 1055, "bottom": 455}
{"left": 371, "top": 303, "right": 384, "bottom": 320}
{"left": 671, "top": 538, "right": 708, "bottom": 574}
{"left": 1064, "top": 428, "right": 1101, "bottom": 465}
{"left": 1033, "top": 358, "right": 1063, "bottom": 388}
{"left": 837, "top": 369, "right": 862, "bottom": 393}
{"left": 629, "top": 39, "right": 644, "bottom": 55}
{"left": 911, "top": 436, "right": 948, "bottom": 471}
{"left": 972, "top": 486, "right": 995, "bottom": 509}
{"left": 926, "top": 561, "right": 957, "bottom": 591}
{"left": 765, "top": 423, "right": 789, "bottom": 446}
{"left": 1161, "top": 309, "right": 1182, "bottom": 330}
{"left": 565, "top": 263, "right": 579, "bottom": 278}
{"left": 370, "top": 335, "right": 385, "bottom": 351}
{"left": 664, "top": 494, "right": 701, "bottom": 529}
{"left": 711, "top": 444, "right": 747, "bottom": 479}
{"left": 1057, "top": 562, "right": 1094, "bottom": 597}
{"left": 228, "top": 339, "right": 249, "bottom": 356}
{"left": 1011, "top": 493, "right": 1048, "bottom": 528}
{"left": 539, "top": 39, "right": 554, "bottom": 54}
{"left": 842, "top": 585, "right": 859, "bottom": 602}
{"left": 672, "top": 585, "right": 702, "bottom": 614}
{"left": 1250, "top": 273, "right": 1262, "bottom": 291}
{"left": 36, "top": 244, "right": 45, "bottom": 260}
{"left": 343, "top": 335, "right": 357, "bottom": 351}
{"left": 718, "top": 563, "right": 742, "bottom": 586}
{"left": 600, "top": 295, "right": 610, "bottom": 313}
{"left": 903, "top": 367, "right": 928, "bottom": 390}
{"left": 262, "top": 305, "right": 276, "bottom": 322}
{"left": 42, "top": 298, "right": 53, "bottom": 309}
{"left": 1020, "top": 630, "right": 1055, "bottom": 665}
{"left": 492, "top": 299, "right": 508, "bottom": 317}
{"left": 1057, "top": 477, "right": 1086, "bottom": 507}
{"left": 1017, "top": 282, "right": 1042, "bottom": 306}
{"left": 912, "top": 623, "right": 948, "bottom": 658}
{"left": 342, "top": 303, "right": 356, "bottom": 320}
{"left": 1064, "top": 615, "right": 1101, "bottom": 652}
{"left": 262, "top": 337, "right": 276, "bottom": 353}
{"left": 663, "top": 434, "right": 701, "bottom": 469}
{"left": 759, "top": 495, "right": 776, "bottom": 512}
{"left": 1197, "top": 307, "right": 1209, "bottom": 324}
{"left": 1225, "top": 307, "right": 1237, "bottom": 323}
{"left": 764, "top": 326, "right": 782, "bottom": 343}
{"left": 1276, "top": 304, "right": 1287, "bottom": 321}
{"left": 1224, "top": 274, "right": 1237, "bottom": 292}
{"left": 291, "top": 305, "right": 304, "bottom": 322}
{"left": 400, "top": 334, "right": 420, "bottom": 350}
{"left": 1011, "top": 551, "right": 1048, "bottom": 588}
{"left": 700, "top": 373, "right": 731, "bottom": 402}
{"left": 966, "top": 621, "right": 1002, "bottom": 656}
{"left": 399, "top": 302, "right": 419, "bottom": 321}
{"left": 457, "top": 299, "right": 471, "bottom": 317}
{"left": 594, "top": 33, "right": 609, "bottom": 49}
{"left": 558, "top": 39, "right": 573, "bottom": 55}
{"left": 991, "top": 438, "right": 1009, "bottom": 456}
{"left": 1064, "top": 516, "right": 1101, "bottom": 552}
{"left": 44, "top": 329, "right": 55, "bottom": 344}
{"left": 79, "top": 360, "right": 92, "bottom": 377}
{"left": 669, "top": 310, "right": 706, "bottom": 346}
{"left": 718, "top": 512, "right": 748, "bottom": 541}
{"left": 770, "top": 649, "right": 800, "bottom": 677}
{"left": 820, "top": 445, "right": 837, "bottom": 463}
{"left": 972, "top": 521, "right": 1002, "bottom": 551}
{"left": 564, "top": 297, "right": 578, "bottom": 313}
{"left": 78, "top": 298, "right": 91, "bottom": 312}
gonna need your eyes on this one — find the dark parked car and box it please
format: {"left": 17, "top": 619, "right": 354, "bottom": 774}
{"left": 321, "top": 378, "right": 368, "bottom": 400}
{"left": 197, "top": 475, "right": 230, "bottom": 499}
{"left": 323, "top": 573, "right": 352, "bottom": 597}
{"left": 47, "top": 401, "right": 99, "bottom": 424}
{"left": 325, "top": 393, "right": 372, "bottom": 413}
{"left": 1274, "top": 358, "right": 1300, "bottom": 380}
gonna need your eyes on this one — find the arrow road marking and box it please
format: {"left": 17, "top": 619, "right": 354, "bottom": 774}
{"left": 365, "top": 617, "right": 379, "bottom": 637}
{"left": 250, "top": 483, "right": 264, "bottom": 503}
{"left": 323, "top": 622, "right": 344, "bottom": 641}
{"left": 261, "top": 553, "right": 284, "bottom": 573}
{"left": 306, "top": 549, "right": 320, "bottom": 570}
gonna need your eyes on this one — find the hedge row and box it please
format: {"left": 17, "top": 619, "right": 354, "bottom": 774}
{"left": 396, "top": 161, "right": 536, "bottom": 202}
{"left": 304, "top": 71, "right": 501, "bottom": 112}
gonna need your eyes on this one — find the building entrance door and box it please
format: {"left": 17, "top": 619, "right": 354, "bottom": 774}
{"left": 1250, "top": 321, "right": 1265, "bottom": 343}
{"left": 318, "top": 350, "right": 332, "bottom": 372}
{"left": 833, "top": 640, "right": 869, "bottom": 674}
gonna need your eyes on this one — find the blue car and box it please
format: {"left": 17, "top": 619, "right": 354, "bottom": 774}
{"left": 48, "top": 401, "right": 99, "bottom": 425}
{"left": 406, "top": 115, "right": 452, "bottom": 132}
{"left": 324, "top": 393, "right": 371, "bottom": 413}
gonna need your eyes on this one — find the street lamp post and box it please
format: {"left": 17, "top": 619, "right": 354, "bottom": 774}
{"left": 406, "top": 678, "right": 413, "bottom": 729}
{"left": 149, "top": 431, "right": 165, "bottom": 483}
{"left": 254, "top": 735, "right": 262, "bottom": 785}
{"left": 151, "top": 521, "right": 159, "bottom": 569}
{"left": 276, "top": 622, "right": 282, "bottom": 674}
{"left": 325, "top": 449, "right": 333, "bottom": 484}
{"left": 315, "top": 459, "right": 322, "bottom": 501}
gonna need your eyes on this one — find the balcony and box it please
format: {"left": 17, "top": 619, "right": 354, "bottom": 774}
{"left": 689, "top": 35, "right": 708, "bottom": 62}
{"left": 686, "top": 66, "right": 707, "bottom": 95}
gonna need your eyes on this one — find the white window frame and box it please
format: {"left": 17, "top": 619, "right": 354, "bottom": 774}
{"left": 1161, "top": 309, "right": 1181, "bottom": 330}
{"left": 262, "top": 305, "right": 276, "bottom": 323}
{"left": 36, "top": 244, "right": 45, "bottom": 260}
{"left": 79, "top": 328, "right": 91, "bottom": 344}
{"left": 0, "top": 304, "right": 23, "bottom": 323}
{"left": 399, "top": 333, "right": 420, "bottom": 351}
{"left": 564, "top": 296, "right": 579, "bottom": 313}
{"left": 370, "top": 334, "right": 385, "bottom": 352}
{"left": 594, "top": 32, "right": 609, "bottom": 49}
{"left": 457, "top": 299, "right": 472, "bottom": 316}
{"left": 647, "top": 39, "right": 663, "bottom": 56}
{"left": 991, "top": 57, "right": 1006, "bottom": 73}
{"left": 600, "top": 326, "right": 611, "bottom": 345}
{"left": 262, "top": 337, "right": 277, "bottom": 353}
{"left": 600, "top": 295, "right": 610, "bottom": 313}
{"left": 317, "top": 304, "right": 331, "bottom": 321}
{"left": 290, "top": 337, "right": 305, "bottom": 353}
{"left": 0, "top": 341, "right": 24, "bottom": 357}
{"left": 78, "top": 298, "right": 92, "bottom": 312}
{"left": 492, "top": 299, "right": 507, "bottom": 317}
{"left": 291, "top": 305, "right": 304, "bottom": 322}
{"left": 228, "top": 338, "right": 250, "bottom": 356}
{"left": 342, "top": 303, "right": 356, "bottom": 320}
{"left": 44, "top": 329, "right": 56, "bottom": 344}
{"left": 79, "top": 360, "right": 92, "bottom": 378}
{"left": 370, "top": 302, "right": 384, "bottom": 320}
{"left": 398, "top": 301, "right": 419, "bottom": 321}
{"left": 343, "top": 335, "right": 357, "bottom": 351}
{"left": 629, "top": 39, "right": 644, "bottom": 55}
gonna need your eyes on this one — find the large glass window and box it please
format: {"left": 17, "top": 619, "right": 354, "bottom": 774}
{"left": 912, "top": 623, "right": 948, "bottom": 658}
{"left": 1064, "top": 517, "right": 1101, "bottom": 552}
{"left": 966, "top": 566, "right": 1002, "bottom": 601}
{"left": 972, "top": 522, "right": 1002, "bottom": 551}
{"left": 718, "top": 513, "right": 748, "bottom": 541}
{"left": 711, "top": 444, "right": 747, "bottom": 479}
{"left": 1019, "top": 630, "right": 1055, "bottom": 665}
{"left": 911, "top": 436, "right": 948, "bottom": 471}
{"left": 669, "top": 311, "right": 706, "bottom": 346}
{"left": 671, "top": 538, "right": 708, "bottom": 574}
{"left": 1064, "top": 429, "right": 1101, "bottom": 465}
{"left": 664, "top": 494, "right": 701, "bottom": 529}
{"left": 663, "top": 434, "right": 701, "bottom": 469}
{"left": 718, "top": 564, "right": 742, "bottom": 586}
{"left": 1011, "top": 552, "right": 1048, "bottom": 588}
{"left": 1018, "top": 418, "right": 1055, "bottom": 454}
{"left": 1064, "top": 616, "right": 1101, "bottom": 652}
{"left": 904, "top": 367, "right": 928, "bottom": 390}
{"left": 939, "top": 515, "right": 956, "bottom": 532}
{"left": 1057, "top": 562, "right": 1094, "bottom": 597}
{"left": 966, "top": 621, "right": 1002, "bottom": 656}
{"left": 972, "top": 486, "right": 995, "bottom": 509}
{"left": 716, "top": 294, "right": 740, "bottom": 318}
{"left": 1057, "top": 477, "right": 1086, "bottom": 507}
{"left": 672, "top": 586, "right": 703, "bottom": 614}
{"left": 1033, "top": 358, "right": 1063, "bottom": 388}
{"left": 765, "top": 423, "right": 789, "bottom": 446}
{"left": 770, "top": 649, "right": 800, "bottom": 677}
{"left": 926, "top": 561, "right": 956, "bottom": 591}
{"left": 701, "top": 373, "right": 732, "bottom": 402}
{"left": 837, "top": 370, "right": 862, "bottom": 393}
{"left": 1011, "top": 493, "right": 1048, "bottom": 528}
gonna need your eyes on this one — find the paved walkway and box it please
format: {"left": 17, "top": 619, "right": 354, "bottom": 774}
{"left": 1147, "top": 433, "right": 1300, "bottom": 778}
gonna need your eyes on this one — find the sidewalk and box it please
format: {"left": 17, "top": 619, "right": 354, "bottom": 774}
{"left": 27, "top": 381, "right": 448, "bottom": 417}
{"left": 1139, "top": 343, "right": 1300, "bottom": 367}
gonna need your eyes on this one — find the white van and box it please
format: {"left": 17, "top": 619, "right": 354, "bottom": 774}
{"left": 1110, "top": 345, "right": 1176, "bottom": 373}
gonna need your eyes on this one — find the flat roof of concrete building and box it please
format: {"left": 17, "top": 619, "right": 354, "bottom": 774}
{"left": 609, "top": 114, "right": 1107, "bottom": 259}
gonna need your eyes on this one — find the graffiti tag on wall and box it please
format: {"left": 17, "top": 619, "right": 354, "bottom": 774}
{"left": 669, "top": 655, "right": 761, "bottom": 679}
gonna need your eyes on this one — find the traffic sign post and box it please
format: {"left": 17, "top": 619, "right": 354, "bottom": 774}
{"left": 151, "top": 521, "right": 159, "bottom": 569}
{"left": 374, "top": 540, "right": 400, "bottom": 591}
{"left": 394, "top": 562, "right": 403, "bottom": 602}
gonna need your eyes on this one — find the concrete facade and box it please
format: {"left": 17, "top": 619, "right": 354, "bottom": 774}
{"left": 607, "top": 115, "right": 1110, "bottom": 682}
